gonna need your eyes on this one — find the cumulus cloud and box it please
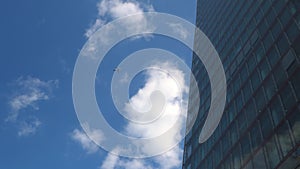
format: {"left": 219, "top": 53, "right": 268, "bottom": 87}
{"left": 98, "top": 62, "right": 188, "bottom": 169}
{"left": 71, "top": 62, "right": 187, "bottom": 168}
{"left": 6, "top": 76, "right": 58, "bottom": 137}
{"left": 75, "top": 1, "right": 189, "bottom": 168}
{"left": 85, "top": 0, "right": 155, "bottom": 38}
{"left": 124, "top": 63, "right": 187, "bottom": 139}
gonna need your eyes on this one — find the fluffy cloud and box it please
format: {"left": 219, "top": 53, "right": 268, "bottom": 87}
{"left": 99, "top": 62, "right": 188, "bottom": 169}
{"left": 100, "top": 156, "right": 151, "bottom": 169}
{"left": 6, "top": 76, "right": 58, "bottom": 136}
{"left": 85, "top": 0, "right": 154, "bottom": 38}
{"left": 100, "top": 152, "right": 119, "bottom": 169}
{"left": 71, "top": 129, "right": 100, "bottom": 154}
{"left": 76, "top": 1, "right": 188, "bottom": 168}
{"left": 71, "top": 62, "right": 187, "bottom": 169}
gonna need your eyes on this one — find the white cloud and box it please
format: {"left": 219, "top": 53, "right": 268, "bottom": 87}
{"left": 168, "top": 23, "right": 189, "bottom": 40}
{"left": 115, "top": 159, "right": 151, "bottom": 169}
{"left": 98, "top": 62, "right": 188, "bottom": 169}
{"left": 71, "top": 129, "right": 100, "bottom": 154}
{"left": 120, "top": 72, "right": 129, "bottom": 84}
{"left": 85, "top": 19, "right": 106, "bottom": 38}
{"left": 154, "top": 146, "right": 183, "bottom": 169}
{"left": 70, "top": 62, "right": 187, "bottom": 168}
{"left": 6, "top": 76, "right": 58, "bottom": 137}
{"left": 18, "top": 118, "right": 42, "bottom": 137}
{"left": 100, "top": 148, "right": 151, "bottom": 169}
{"left": 7, "top": 76, "right": 58, "bottom": 122}
{"left": 100, "top": 152, "right": 119, "bottom": 169}
{"left": 71, "top": 125, "right": 104, "bottom": 154}
{"left": 85, "top": 0, "right": 155, "bottom": 38}
{"left": 124, "top": 63, "right": 187, "bottom": 138}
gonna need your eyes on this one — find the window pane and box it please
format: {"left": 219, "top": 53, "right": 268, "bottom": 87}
{"left": 287, "top": 109, "right": 300, "bottom": 143}
{"left": 258, "top": 19, "right": 269, "bottom": 36}
{"left": 232, "top": 146, "right": 241, "bottom": 169}
{"left": 231, "top": 124, "right": 238, "bottom": 145}
{"left": 243, "top": 84, "right": 251, "bottom": 104}
{"left": 260, "top": 110, "right": 273, "bottom": 138}
{"left": 277, "top": 121, "right": 293, "bottom": 157}
{"left": 255, "top": 8, "right": 264, "bottom": 23}
{"left": 240, "top": 65, "right": 249, "bottom": 83}
{"left": 290, "top": 70, "right": 300, "bottom": 100}
{"left": 238, "top": 111, "right": 247, "bottom": 134}
{"left": 241, "top": 134, "right": 252, "bottom": 162}
{"left": 255, "top": 87, "right": 266, "bottom": 111}
{"left": 262, "top": 31, "right": 274, "bottom": 51}
{"left": 266, "top": 8, "right": 276, "bottom": 25}
{"left": 287, "top": 1, "right": 297, "bottom": 15}
{"left": 245, "top": 99, "right": 256, "bottom": 123}
{"left": 250, "top": 121, "right": 262, "bottom": 150}
{"left": 274, "top": 0, "right": 285, "bottom": 15}
{"left": 255, "top": 45, "right": 265, "bottom": 63}
{"left": 252, "top": 149, "right": 267, "bottom": 169}
{"left": 286, "top": 20, "right": 300, "bottom": 43}
{"left": 251, "top": 70, "right": 261, "bottom": 91}
{"left": 250, "top": 30, "right": 259, "bottom": 45}
{"left": 264, "top": 75, "right": 276, "bottom": 100}
{"left": 247, "top": 55, "right": 257, "bottom": 73}
{"left": 236, "top": 93, "right": 244, "bottom": 112}
{"left": 271, "top": 19, "right": 282, "bottom": 39}
{"left": 222, "top": 133, "right": 230, "bottom": 154}
{"left": 244, "top": 160, "right": 253, "bottom": 169}
{"left": 279, "top": 7, "right": 292, "bottom": 27}
{"left": 277, "top": 33, "right": 290, "bottom": 55}
{"left": 273, "top": 65, "right": 287, "bottom": 88}
{"left": 259, "top": 58, "right": 271, "bottom": 80}
{"left": 265, "top": 136, "right": 280, "bottom": 169}
{"left": 280, "top": 84, "right": 296, "bottom": 110}
{"left": 224, "top": 154, "right": 232, "bottom": 169}
{"left": 270, "top": 96, "right": 284, "bottom": 126}
{"left": 267, "top": 46, "right": 280, "bottom": 67}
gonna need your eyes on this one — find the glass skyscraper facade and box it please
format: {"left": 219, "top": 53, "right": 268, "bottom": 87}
{"left": 183, "top": 0, "right": 300, "bottom": 169}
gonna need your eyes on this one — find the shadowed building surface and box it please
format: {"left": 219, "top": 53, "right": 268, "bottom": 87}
{"left": 183, "top": 0, "right": 300, "bottom": 168}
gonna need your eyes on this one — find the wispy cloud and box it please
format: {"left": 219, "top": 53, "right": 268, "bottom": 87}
{"left": 71, "top": 129, "right": 100, "bottom": 154}
{"left": 71, "top": 124, "right": 105, "bottom": 154}
{"left": 85, "top": 0, "right": 154, "bottom": 38}
{"left": 6, "top": 76, "right": 58, "bottom": 136}
{"left": 168, "top": 23, "right": 189, "bottom": 40}
{"left": 18, "top": 117, "right": 42, "bottom": 136}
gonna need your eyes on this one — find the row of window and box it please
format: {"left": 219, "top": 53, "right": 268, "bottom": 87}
{"left": 184, "top": 0, "right": 300, "bottom": 168}
{"left": 185, "top": 66, "right": 300, "bottom": 168}
{"left": 192, "top": 105, "right": 300, "bottom": 169}
{"left": 192, "top": 11, "right": 300, "bottom": 109}
{"left": 219, "top": 0, "right": 299, "bottom": 77}
{"left": 185, "top": 54, "right": 300, "bottom": 169}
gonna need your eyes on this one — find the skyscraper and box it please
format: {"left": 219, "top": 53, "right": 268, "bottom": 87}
{"left": 183, "top": 0, "right": 300, "bottom": 168}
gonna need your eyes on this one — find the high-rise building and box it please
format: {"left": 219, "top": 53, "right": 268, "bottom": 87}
{"left": 183, "top": 0, "right": 300, "bottom": 169}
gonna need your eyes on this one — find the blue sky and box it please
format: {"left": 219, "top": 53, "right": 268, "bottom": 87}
{"left": 0, "top": 0, "right": 196, "bottom": 168}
